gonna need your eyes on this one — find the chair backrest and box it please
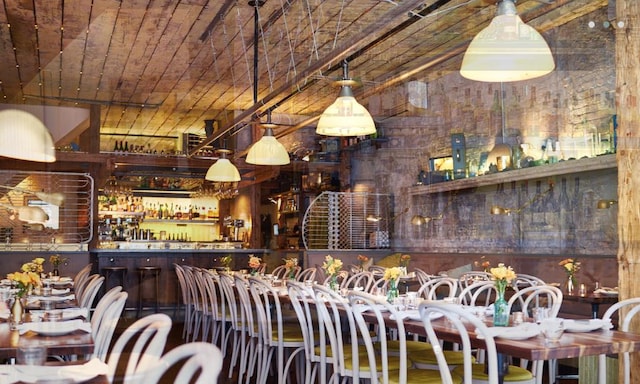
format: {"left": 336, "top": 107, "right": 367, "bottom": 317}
{"left": 368, "top": 265, "right": 386, "bottom": 275}
{"left": 600, "top": 297, "right": 640, "bottom": 384}
{"left": 506, "top": 285, "right": 563, "bottom": 318}
{"left": 312, "top": 284, "right": 356, "bottom": 381}
{"left": 513, "top": 273, "right": 546, "bottom": 289}
{"left": 414, "top": 267, "right": 433, "bottom": 286}
{"left": 348, "top": 290, "right": 412, "bottom": 384}
{"left": 271, "top": 265, "right": 289, "bottom": 280}
{"left": 91, "top": 286, "right": 127, "bottom": 361}
{"left": 173, "top": 264, "right": 190, "bottom": 308}
{"left": 458, "top": 271, "right": 492, "bottom": 291}
{"left": 287, "top": 281, "right": 321, "bottom": 372}
{"left": 79, "top": 274, "right": 105, "bottom": 311}
{"left": 296, "top": 267, "right": 317, "bottom": 282}
{"left": 419, "top": 301, "right": 501, "bottom": 384}
{"left": 106, "top": 313, "right": 172, "bottom": 384}
{"left": 142, "top": 342, "right": 223, "bottom": 384}
{"left": 74, "top": 263, "right": 92, "bottom": 290}
{"left": 343, "top": 271, "right": 375, "bottom": 292}
{"left": 232, "top": 273, "right": 258, "bottom": 337}
{"left": 457, "top": 280, "right": 497, "bottom": 306}
{"left": 417, "top": 276, "right": 459, "bottom": 300}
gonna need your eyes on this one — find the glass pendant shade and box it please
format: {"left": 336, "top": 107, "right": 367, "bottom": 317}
{"left": 460, "top": 0, "right": 554, "bottom": 82}
{"left": 316, "top": 85, "right": 376, "bottom": 136}
{"left": 246, "top": 127, "right": 290, "bottom": 165}
{"left": 0, "top": 109, "right": 56, "bottom": 162}
{"left": 205, "top": 150, "right": 241, "bottom": 182}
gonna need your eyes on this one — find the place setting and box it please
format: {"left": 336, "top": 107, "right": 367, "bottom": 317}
{"left": 0, "top": 345, "right": 108, "bottom": 384}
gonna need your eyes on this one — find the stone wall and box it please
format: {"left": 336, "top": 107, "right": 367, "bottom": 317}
{"left": 350, "top": 8, "right": 618, "bottom": 259}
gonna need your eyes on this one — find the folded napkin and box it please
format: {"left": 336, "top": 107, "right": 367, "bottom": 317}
{"left": 18, "top": 319, "right": 92, "bottom": 335}
{"left": 594, "top": 287, "right": 618, "bottom": 295}
{"left": 389, "top": 310, "right": 444, "bottom": 321}
{"left": 61, "top": 307, "right": 89, "bottom": 320}
{"left": 8, "top": 358, "right": 108, "bottom": 383}
{"left": 479, "top": 323, "right": 540, "bottom": 340}
{"left": 563, "top": 318, "right": 612, "bottom": 332}
{"left": 51, "top": 288, "right": 70, "bottom": 295}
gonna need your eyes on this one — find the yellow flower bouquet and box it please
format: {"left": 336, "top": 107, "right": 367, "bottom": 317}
{"left": 489, "top": 263, "right": 516, "bottom": 326}
{"left": 8, "top": 271, "right": 41, "bottom": 298}
{"left": 383, "top": 266, "right": 402, "bottom": 302}
{"left": 248, "top": 255, "right": 262, "bottom": 275}
{"left": 322, "top": 255, "right": 343, "bottom": 290}
{"left": 284, "top": 257, "right": 298, "bottom": 279}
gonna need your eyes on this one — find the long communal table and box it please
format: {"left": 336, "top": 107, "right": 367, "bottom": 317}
{"left": 360, "top": 306, "right": 640, "bottom": 384}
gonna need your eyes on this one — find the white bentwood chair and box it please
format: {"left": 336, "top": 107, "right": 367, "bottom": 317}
{"left": 599, "top": 297, "right": 640, "bottom": 384}
{"left": 419, "top": 301, "right": 535, "bottom": 384}
{"left": 106, "top": 313, "right": 172, "bottom": 384}
{"left": 143, "top": 342, "right": 224, "bottom": 384}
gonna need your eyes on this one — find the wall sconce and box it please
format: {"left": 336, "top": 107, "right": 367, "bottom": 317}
{"left": 411, "top": 213, "right": 444, "bottom": 226}
{"left": 597, "top": 200, "right": 617, "bottom": 209}
{"left": 368, "top": 207, "right": 409, "bottom": 223}
{"left": 412, "top": 193, "right": 456, "bottom": 226}
{"left": 490, "top": 181, "right": 554, "bottom": 215}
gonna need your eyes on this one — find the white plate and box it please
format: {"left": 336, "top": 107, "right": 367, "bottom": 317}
{"left": 563, "top": 319, "right": 612, "bottom": 333}
{"left": 480, "top": 323, "right": 540, "bottom": 340}
{"left": 20, "top": 319, "right": 91, "bottom": 336}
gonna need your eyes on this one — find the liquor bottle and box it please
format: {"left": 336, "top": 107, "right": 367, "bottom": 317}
{"left": 113, "top": 141, "right": 119, "bottom": 152}
{"left": 124, "top": 141, "right": 129, "bottom": 152}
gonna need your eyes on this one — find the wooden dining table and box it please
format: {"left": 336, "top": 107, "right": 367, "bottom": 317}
{"left": 563, "top": 292, "right": 619, "bottom": 319}
{"left": 389, "top": 311, "right": 640, "bottom": 384}
{"left": 0, "top": 322, "right": 95, "bottom": 360}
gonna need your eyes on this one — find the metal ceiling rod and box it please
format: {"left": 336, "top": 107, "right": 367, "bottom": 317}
{"left": 189, "top": 0, "right": 427, "bottom": 157}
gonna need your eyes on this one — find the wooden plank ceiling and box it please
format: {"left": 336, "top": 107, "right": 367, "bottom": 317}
{"left": 0, "top": 0, "right": 607, "bottom": 156}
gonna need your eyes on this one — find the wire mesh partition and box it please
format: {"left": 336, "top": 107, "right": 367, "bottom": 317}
{"left": 0, "top": 171, "right": 94, "bottom": 248}
{"left": 302, "top": 191, "right": 393, "bottom": 250}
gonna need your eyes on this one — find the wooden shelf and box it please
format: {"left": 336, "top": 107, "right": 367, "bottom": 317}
{"left": 408, "top": 154, "right": 616, "bottom": 196}
{"left": 143, "top": 219, "right": 218, "bottom": 224}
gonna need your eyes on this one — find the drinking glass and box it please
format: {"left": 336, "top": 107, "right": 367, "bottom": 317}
{"left": 17, "top": 346, "right": 47, "bottom": 365}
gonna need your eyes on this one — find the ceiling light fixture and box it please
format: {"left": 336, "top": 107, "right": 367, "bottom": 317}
{"left": 460, "top": 0, "right": 555, "bottom": 82}
{"left": 0, "top": 109, "right": 56, "bottom": 162}
{"left": 246, "top": 110, "right": 290, "bottom": 165}
{"left": 205, "top": 148, "right": 241, "bottom": 182}
{"left": 316, "top": 60, "right": 377, "bottom": 137}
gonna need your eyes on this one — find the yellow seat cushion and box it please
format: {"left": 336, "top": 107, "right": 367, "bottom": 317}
{"left": 343, "top": 355, "right": 402, "bottom": 372}
{"left": 411, "top": 349, "right": 472, "bottom": 366}
{"left": 271, "top": 326, "right": 304, "bottom": 342}
{"left": 314, "top": 343, "right": 366, "bottom": 358}
{"left": 385, "top": 340, "right": 433, "bottom": 353}
{"left": 388, "top": 368, "right": 463, "bottom": 384}
{"left": 453, "top": 363, "right": 534, "bottom": 382}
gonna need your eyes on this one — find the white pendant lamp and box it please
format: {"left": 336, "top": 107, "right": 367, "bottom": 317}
{"left": 316, "top": 60, "right": 376, "bottom": 137}
{"left": 0, "top": 109, "right": 56, "bottom": 162}
{"left": 205, "top": 149, "right": 241, "bottom": 182}
{"left": 460, "top": 0, "right": 555, "bottom": 82}
{"left": 246, "top": 110, "right": 290, "bottom": 165}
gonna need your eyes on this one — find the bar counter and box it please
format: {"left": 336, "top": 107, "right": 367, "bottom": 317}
{"left": 92, "top": 246, "right": 270, "bottom": 310}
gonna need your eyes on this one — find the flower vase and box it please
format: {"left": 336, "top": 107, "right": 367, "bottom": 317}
{"left": 387, "top": 279, "right": 399, "bottom": 303}
{"left": 329, "top": 276, "right": 339, "bottom": 291}
{"left": 10, "top": 297, "right": 24, "bottom": 328}
{"left": 566, "top": 275, "right": 576, "bottom": 295}
{"left": 250, "top": 269, "right": 257, "bottom": 276}
{"left": 493, "top": 290, "right": 509, "bottom": 327}
{"left": 52, "top": 268, "right": 59, "bottom": 277}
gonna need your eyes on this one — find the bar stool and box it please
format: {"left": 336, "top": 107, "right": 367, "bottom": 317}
{"left": 102, "top": 266, "right": 128, "bottom": 292}
{"left": 137, "top": 266, "right": 161, "bottom": 318}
